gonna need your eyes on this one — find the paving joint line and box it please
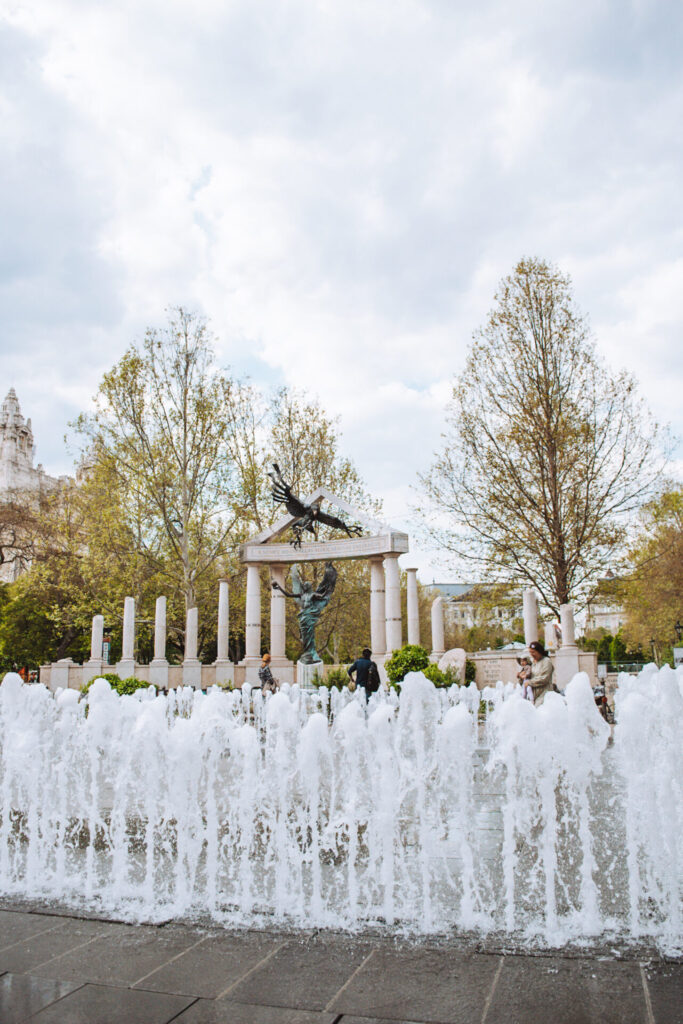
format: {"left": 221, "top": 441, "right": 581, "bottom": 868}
{"left": 18, "top": 931, "right": 110, "bottom": 971}
{"left": 0, "top": 918, "right": 69, "bottom": 954}
{"left": 640, "top": 964, "right": 655, "bottom": 1024}
{"left": 215, "top": 939, "right": 288, "bottom": 1000}
{"left": 480, "top": 955, "right": 504, "bottom": 1024}
{"left": 131, "top": 933, "right": 211, "bottom": 988}
{"left": 325, "top": 947, "right": 377, "bottom": 1012}
{"left": 165, "top": 996, "right": 201, "bottom": 1022}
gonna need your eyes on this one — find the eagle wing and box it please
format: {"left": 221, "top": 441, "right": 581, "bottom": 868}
{"left": 268, "top": 465, "right": 309, "bottom": 519}
{"left": 316, "top": 509, "right": 353, "bottom": 531}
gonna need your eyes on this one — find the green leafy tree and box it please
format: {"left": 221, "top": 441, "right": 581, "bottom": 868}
{"left": 74, "top": 308, "right": 240, "bottom": 613}
{"left": 621, "top": 487, "right": 683, "bottom": 659}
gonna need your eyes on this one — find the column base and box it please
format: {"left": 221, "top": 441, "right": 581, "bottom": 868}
{"left": 269, "top": 656, "right": 294, "bottom": 684}
{"left": 182, "top": 660, "right": 202, "bottom": 688}
{"left": 149, "top": 659, "right": 169, "bottom": 690}
{"left": 51, "top": 658, "right": 75, "bottom": 691}
{"left": 82, "top": 660, "right": 104, "bottom": 685}
{"left": 554, "top": 647, "right": 580, "bottom": 689}
{"left": 213, "top": 659, "right": 234, "bottom": 688}
{"left": 371, "top": 652, "right": 388, "bottom": 684}
{"left": 117, "top": 659, "right": 136, "bottom": 680}
{"left": 239, "top": 658, "right": 262, "bottom": 686}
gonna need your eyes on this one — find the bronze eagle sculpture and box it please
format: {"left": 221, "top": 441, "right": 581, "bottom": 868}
{"left": 268, "top": 463, "right": 363, "bottom": 549}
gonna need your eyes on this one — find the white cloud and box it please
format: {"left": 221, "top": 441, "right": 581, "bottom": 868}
{"left": 1, "top": 0, "right": 681, "bottom": 579}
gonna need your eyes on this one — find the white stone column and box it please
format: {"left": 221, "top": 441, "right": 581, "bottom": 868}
{"left": 150, "top": 596, "right": 169, "bottom": 691}
{"left": 431, "top": 596, "right": 445, "bottom": 662}
{"left": 90, "top": 615, "right": 104, "bottom": 662}
{"left": 183, "top": 606, "right": 201, "bottom": 687}
{"left": 241, "top": 564, "right": 262, "bottom": 684}
{"left": 117, "top": 596, "right": 135, "bottom": 678}
{"left": 214, "top": 580, "right": 234, "bottom": 688}
{"left": 370, "top": 558, "right": 386, "bottom": 659}
{"left": 82, "top": 615, "right": 104, "bottom": 685}
{"left": 384, "top": 553, "right": 402, "bottom": 656}
{"left": 555, "top": 602, "right": 580, "bottom": 688}
{"left": 406, "top": 568, "right": 420, "bottom": 646}
{"left": 522, "top": 589, "right": 539, "bottom": 646}
{"left": 559, "top": 604, "right": 577, "bottom": 648}
{"left": 270, "top": 566, "right": 287, "bottom": 659}
{"left": 269, "top": 565, "right": 294, "bottom": 682}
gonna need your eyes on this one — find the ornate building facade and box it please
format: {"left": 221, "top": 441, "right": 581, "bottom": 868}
{"left": 0, "top": 389, "right": 62, "bottom": 581}
{"left": 0, "top": 389, "right": 59, "bottom": 496}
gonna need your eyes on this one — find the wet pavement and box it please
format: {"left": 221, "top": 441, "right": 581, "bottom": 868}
{"left": 0, "top": 903, "right": 679, "bottom": 1023}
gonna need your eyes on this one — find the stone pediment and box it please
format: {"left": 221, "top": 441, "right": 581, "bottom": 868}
{"left": 240, "top": 488, "right": 409, "bottom": 564}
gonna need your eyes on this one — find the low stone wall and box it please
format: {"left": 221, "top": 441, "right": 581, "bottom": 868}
{"left": 39, "top": 661, "right": 349, "bottom": 692}
{"left": 471, "top": 649, "right": 597, "bottom": 689}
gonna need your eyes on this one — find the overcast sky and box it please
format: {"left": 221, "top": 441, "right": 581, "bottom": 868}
{"left": 1, "top": 0, "right": 681, "bottom": 579}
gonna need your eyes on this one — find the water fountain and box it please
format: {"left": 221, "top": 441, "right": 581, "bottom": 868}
{"left": 0, "top": 666, "right": 680, "bottom": 953}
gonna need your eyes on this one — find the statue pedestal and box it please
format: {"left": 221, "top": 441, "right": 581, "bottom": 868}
{"left": 297, "top": 661, "right": 322, "bottom": 690}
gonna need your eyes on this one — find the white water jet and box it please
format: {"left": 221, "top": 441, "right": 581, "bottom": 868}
{"left": 0, "top": 667, "right": 680, "bottom": 951}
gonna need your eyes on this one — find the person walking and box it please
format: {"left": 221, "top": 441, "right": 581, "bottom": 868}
{"left": 347, "top": 648, "right": 380, "bottom": 701}
{"left": 528, "top": 640, "right": 555, "bottom": 706}
{"left": 258, "top": 653, "right": 279, "bottom": 694}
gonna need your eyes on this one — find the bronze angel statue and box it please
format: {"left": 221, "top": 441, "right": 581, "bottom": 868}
{"left": 272, "top": 562, "right": 338, "bottom": 663}
{"left": 268, "top": 463, "right": 363, "bottom": 549}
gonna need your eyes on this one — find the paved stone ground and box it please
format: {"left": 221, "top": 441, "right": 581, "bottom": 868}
{"left": 0, "top": 905, "right": 679, "bottom": 1023}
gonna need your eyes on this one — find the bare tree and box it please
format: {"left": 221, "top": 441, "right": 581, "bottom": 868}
{"left": 418, "top": 258, "right": 665, "bottom": 612}
{"left": 0, "top": 494, "right": 40, "bottom": 581}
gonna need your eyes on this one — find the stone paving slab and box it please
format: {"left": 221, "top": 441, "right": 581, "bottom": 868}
{"left": 227, "top": 934, "right": 375, "bottom": 1011}
{"left": 643, "top": 963, "right": 683, "bottom": 1024}
{"left": 174, "top": 1000, "right": 337, "bottom": 1023}
{"left": 0, "top": 972, "right": 82, "bottom": 1024}
{"left": 0, "top": 906, "right": 679, "bottom": 1023}
{"left": 30, "top": 921, "right": 202, "bottom": 989}
{"left": 327, "top": 948, "right": 501, "bottom": 1023}
{"left": 485, "top": 955, "right": 647, "bottom": 1024}
{"left": 0, "top": 911, "right": 64, "bottom": 950}
{"left": 134, "top": 931, "right": 284, "bottom": 999}
{"left": 0, "top": 917, "right": 112, "bottom": 975}
{"left": 26, "top": 982, "right": 195, "bottom": 1023}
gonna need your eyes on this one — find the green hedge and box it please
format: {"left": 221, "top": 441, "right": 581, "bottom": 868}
{"left": 81, "top": 672, "right": 151, "bottom": 697}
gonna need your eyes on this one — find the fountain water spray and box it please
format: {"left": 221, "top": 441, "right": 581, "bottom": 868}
{"left": 0, "top": 667, "right": 680, "bottom": 951}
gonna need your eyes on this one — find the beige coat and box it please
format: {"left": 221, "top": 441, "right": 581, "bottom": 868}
{"left": 530, "top": 656, "right": 555, "bottom": 706}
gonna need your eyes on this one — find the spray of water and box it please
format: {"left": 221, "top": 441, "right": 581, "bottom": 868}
{"left": 0, "top": 666, "right": 680, "bottom": 950}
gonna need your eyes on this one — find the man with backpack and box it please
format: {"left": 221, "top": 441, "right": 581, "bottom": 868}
{"left": 347, "top": 647, "right": 380, "bottom": 701}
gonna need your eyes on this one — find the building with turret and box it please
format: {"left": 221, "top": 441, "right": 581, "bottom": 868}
{"left": 0, "top": 389, "right": 64, "bottom": 582}
{"left": 0, "top": 389, "right": 60, "bottom": 497}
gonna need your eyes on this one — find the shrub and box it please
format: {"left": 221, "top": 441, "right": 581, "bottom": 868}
{"left": 327, "top": 666, "right": 351, "bottom": 689}
{"left": 81, "top": 673, "right": 150, "bottom": 697}
{"left": 423, "top": 662, "right": 461, "bottom": 687}
{"left": 465, "top": 659, "right": 477, "bottom": 683}
{"left": 312, "top": 666, "right": 349, "bottom": 689}
{"left": 384, "top": 644, "right": 430, "bottom": 684}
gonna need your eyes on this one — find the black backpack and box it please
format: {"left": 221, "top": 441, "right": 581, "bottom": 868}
{"left": 367, "top": 660, "right": 380, "bottom": 693}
